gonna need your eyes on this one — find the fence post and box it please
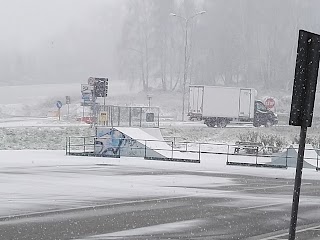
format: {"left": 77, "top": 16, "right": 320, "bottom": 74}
{"left": 255, "top": 146, "right": 258, "bottom": 165}
{"left": 65, "top": 137, "right": 68, "bottom": 155}
{"left": 93, "top": 137, "right": 96, "bottom": 156}
{"left": 83, "top": 137, "right": 86, "bottom": 153}
{"left": 185, "top": 142, "right": 188, "bottom": 152}
{"left": 68, "top": 136, "right": 71, "bottom": 155}
{"left": 118, "top": 106, "right": 121, "bottom": 126}
{"left": 198, "top": 143, "right": 201, "bottom": 162}
{"left": 171, "top": 141, "right": 174, "bottom": 159}
{"left": 118, "top": 140, "right": 121, "bottom": 158}
{"left": 227, "top": 144, "right": 230, "bottom": 164}
{"left": 140, "top": 107, "right": 142, "bottom": 127}
{"left": 111, "top": 106, "right": 114, "bottom": 127}
{"left": 285, "top": 147, "right": 288, "bottom": 168}
{"left": 144, "top": 140, "right": 147, "bottom": 158}
{"left": 317, "top": 146, "right": 319, "bottom": 171}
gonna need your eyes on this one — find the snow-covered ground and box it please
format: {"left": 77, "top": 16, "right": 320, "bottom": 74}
{"left": 0, "top": 82, "right": 133, "bottom": 118}
{"left": 1, "top": 149, "right": 318, "bottom": 217}
{"left": 1, "top": 83, "right": 320, "bottom": 239}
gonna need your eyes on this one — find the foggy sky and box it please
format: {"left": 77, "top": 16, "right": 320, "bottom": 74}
{"left": 0, "top": 0, "right": 125, "bottom": 85}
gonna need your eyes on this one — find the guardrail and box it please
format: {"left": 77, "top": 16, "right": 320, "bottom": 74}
{"left": 65, "top": 136, "right": 320, "bottom": 170}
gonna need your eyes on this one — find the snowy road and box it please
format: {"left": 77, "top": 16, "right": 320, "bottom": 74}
{"left": 1, "top": 151, "right": 320, "bottom": 239}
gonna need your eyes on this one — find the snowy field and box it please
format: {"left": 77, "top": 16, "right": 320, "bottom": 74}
{"left": 0, "top": 82, "right": 134, "bottom": 117}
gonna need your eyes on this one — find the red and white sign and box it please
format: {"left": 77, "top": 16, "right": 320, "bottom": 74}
{"left": 88, "top": 77, "right": 95, "bottom": 86}
{"left": 265, "top": 98, "right": 276, "bottom": 109}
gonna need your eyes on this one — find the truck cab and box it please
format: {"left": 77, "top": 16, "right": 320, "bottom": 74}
{"left": 253, "top": 100, "right": 278, "bottom": 127}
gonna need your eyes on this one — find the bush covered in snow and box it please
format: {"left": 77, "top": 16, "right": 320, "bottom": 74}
{"left": 0, "top": 126, "right": 94, "bottom": 150}
{"left": 238, "top": 131, "right": 287, "bottom": 149}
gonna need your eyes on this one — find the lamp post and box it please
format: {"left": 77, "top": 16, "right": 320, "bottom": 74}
{"left": 170, "top": 11, "right": 206, "bottom": 121}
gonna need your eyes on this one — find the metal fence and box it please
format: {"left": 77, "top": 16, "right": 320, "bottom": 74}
{"left": 97, "top": 105, "right": 160, "bottom": 128}
{"left": 65, "top": 136, "right": 320, "bottom": 170}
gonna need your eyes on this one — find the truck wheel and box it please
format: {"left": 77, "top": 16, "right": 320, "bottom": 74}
{"left": 253, "top": 122, "right": 261, "bottom": 127}
{"left": 204, "top": 119, "right": 216, "bottom": 127}
{"left": 217, "top": 119, "right": 228, "bottom": 128}
{"left": 265, "top": 121, "right": 273, "bottom": 127}
{"left": 208, "top": 122, "right": 216, "bottom": 127}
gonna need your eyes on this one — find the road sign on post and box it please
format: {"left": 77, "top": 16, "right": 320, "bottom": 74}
{"left": 56, "top": 101, "right": 62, "bottom": 109}
{"left": 88, "top": 77, "right": 95, "bottom": 86}
{"left": 288, "top": 30, "right": 320, "bottom": 240}
{"left": 81, "top": 84, "right": 92, "bottom": 93}
{"left": 93, "top": 78, "right": 108, "bottom": 113}
{"left": 265, "top": 98, "right": 275, "bottom": 110}
{"left": 66, "top": 96, "right": 71, "bottom": 104}
{"left": 56, "top": 100, "right": 63, "bottom": 121}
{"left": 66, "top": 96, "right": 71, "bottom": 118}
{"left": 86, "top": 77, "right": 109, "bottom": 126}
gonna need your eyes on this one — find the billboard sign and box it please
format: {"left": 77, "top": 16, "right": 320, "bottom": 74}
{"left": 94, "top": 78, "right": 108, "bottom": 97}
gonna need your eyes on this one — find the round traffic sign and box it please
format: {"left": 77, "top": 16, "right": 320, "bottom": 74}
{"left": 56, "top": 101, "right": 63, "bottom": 109}
{"left": 88, "top": 77, "right": 95, "bottom": 86}
{"left": 265, "top": 98, "right": 275, "bottom": 109}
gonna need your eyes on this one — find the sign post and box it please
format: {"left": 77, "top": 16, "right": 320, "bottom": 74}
{"left": 66, "top": 96, "right": 71, "bottom": 118}
{"left": 56, "top": 100, "right": 63, "bottom": 121}
{"left": 88, "top": 78, "right": 96, "bottom": 124}
{"left": 104, "top": 78, "right": 108, "bottom": 109}
{"left": 288, "top": 30, "right": 320, "bottom": 240}
{"left": 147, "top": 94, "right": 152, "bottom": 107}
{"left": 86, "top": 77, "right": 109, "bottom": 126}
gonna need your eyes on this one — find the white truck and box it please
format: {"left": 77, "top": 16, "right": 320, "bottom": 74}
{"left": 188, "top": 85, "right": 278, "bottom": 127}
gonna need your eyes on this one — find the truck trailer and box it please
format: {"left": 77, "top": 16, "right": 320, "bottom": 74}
{"left": 188, "top": 85, "right": 278, "bottom": 127}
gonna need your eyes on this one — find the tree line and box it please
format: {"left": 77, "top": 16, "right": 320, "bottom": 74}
{"left": 117, "top": 0, "right": 320, "bottom": 93}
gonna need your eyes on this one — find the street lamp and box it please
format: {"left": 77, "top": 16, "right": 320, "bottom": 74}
{"left": 170, "top": 11, "right": 206, "bottom": 121}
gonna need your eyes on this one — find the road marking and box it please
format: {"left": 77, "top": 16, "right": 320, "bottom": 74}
{"left": 0, "top": 195, "right": 193, "bottom": 221}
{"left": 76, "top": 219, "right": 206, "bottom": 239}
{"left": 240, "top": 203, "right": 284, "bottom": 210}
{"left": 241, "top": 183, "right": 312, "bottom": 191}
{"left": 260, "top": 224, "right": 320, "bottom": 239}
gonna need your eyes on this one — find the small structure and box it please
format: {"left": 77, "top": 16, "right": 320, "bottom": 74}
{"left": 271, "top": 144, "right": 319, "bottom": 169}
{"left": 97, "top": 105, "right": 160, "bottom": 128}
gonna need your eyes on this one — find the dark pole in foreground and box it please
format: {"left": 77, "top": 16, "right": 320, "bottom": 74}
{"left": 288, "top": 125, "right": 307, "bottom": 239}
{"left": 288, "top": 29, "right": 320, "bottom": 240}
